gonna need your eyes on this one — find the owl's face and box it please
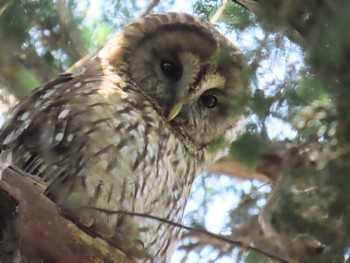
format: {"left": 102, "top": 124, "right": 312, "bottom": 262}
{"left": 100, "top": 13, "right": 250, "bottom": 155}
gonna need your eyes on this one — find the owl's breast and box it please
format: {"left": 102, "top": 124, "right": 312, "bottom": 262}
{"left": 81, "top": 84, "right": 202, "bottom": 213}
{"left": 65, "top": 86, "right": 203, "bottom": 261}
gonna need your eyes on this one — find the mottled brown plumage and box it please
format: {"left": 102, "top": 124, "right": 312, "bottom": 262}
{"left": 0, "top": 13, "right": 249, "bottom": 262}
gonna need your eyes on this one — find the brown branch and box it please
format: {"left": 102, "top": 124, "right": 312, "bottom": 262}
{"left": 207, "top": 156, "right": 273, "bottom": 183}
{"left": 0, "top": 165, "right": 132, "bottom": 263}
{"left": 232, "top": 0, "right": 262, "bottom": 14}
{"left": 91, "top": 208, "right": 291, "bottom": 263}
{"left": 207, "top": 144, "right": 291, "bottom": 183}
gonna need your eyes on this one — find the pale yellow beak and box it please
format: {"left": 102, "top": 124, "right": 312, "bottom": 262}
{"left": 167, "top": 102, "right": 184, "bottom": 121}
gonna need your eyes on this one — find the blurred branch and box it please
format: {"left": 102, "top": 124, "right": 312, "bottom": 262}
{"left": 93, "top": 209, "right": 291, "bottom": 263}
{"left": 15, "top": 45, "right": 59, "bottom": 80}
{"left": 139, "top": 0, "right": 160, "bottom": 18}
{"left": 179, "top": 216, "right": 261, "bottom": 254}
{"left": 210, "top": 0, "right": 228, "bottom": 24}
{"left": 207, "top": 156, "right": 272, "bottom": 183}
{"left": 0, "top": 2, "right": 10, "bottom": 17}
{"left": 0, "top": 44, "right": 58, "bottom": 99}
{"left": 207, "top": 143, "right": 292, "bottom": 183}
{"left": 57, "top": 0, "right": 88, "bottom": 60}
{"left": 0, "top": 156, "right": 131, "bottom": 262}
{"left": 230, "top": 0, "right": 310, "bottom": 44}
{"left": 232, "top": 0, "right": 261, "bottom": 14}
{"left": 66, "top": 47, "right": 101, "bottom": 74}
{"left": 67, "top": 0, "right": 162, "bottom": 74}
{"left": 179, "top": 231, "right": 236, "bottom": 254}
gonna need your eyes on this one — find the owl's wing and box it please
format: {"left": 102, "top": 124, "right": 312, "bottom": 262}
{"left": 0, "top": 71, "right": 151, "bottom": 261}
{"left": 0, "top": 73, "right": 75, "bottom": 175}
{"left": 0, "top": 70, "right": 115, "bottom": 186}
{"left": 0, "top": 65, "right": 146, "bottom": 192}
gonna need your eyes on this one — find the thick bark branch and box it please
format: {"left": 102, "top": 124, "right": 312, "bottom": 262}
{"left": 0, "top": 165, "right": 132, "bottom": 263}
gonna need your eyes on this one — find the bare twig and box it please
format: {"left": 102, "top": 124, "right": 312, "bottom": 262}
{"left": 210, "top": 0, "right": 229, "bottom": 24}
{"left": 0, "top": 2, "right": 10, "bottom": 17}
{"left": 91, "top": 208, "right": 291, "bottom": 263}
{"left": 139, "top": 0, "right": 161, "bottom": 18}
{"left": 66, "top": 47, "right": 101, "bottom": 74}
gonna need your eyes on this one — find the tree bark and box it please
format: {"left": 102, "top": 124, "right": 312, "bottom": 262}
{"left": 0, "top": 165, "right": 132, "bottom": 263}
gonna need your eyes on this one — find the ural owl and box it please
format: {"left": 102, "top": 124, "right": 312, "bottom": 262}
{"left": 0, "top": 13, "right": 249, "bottom": 262}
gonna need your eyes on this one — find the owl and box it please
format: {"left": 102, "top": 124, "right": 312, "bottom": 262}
{"left": 0, "top": 13, "right": 249, "bottom": 262}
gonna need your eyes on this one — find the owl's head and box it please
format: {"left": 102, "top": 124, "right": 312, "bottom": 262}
{"left": 99, "top": 13, "right": 250, "bottom": 158}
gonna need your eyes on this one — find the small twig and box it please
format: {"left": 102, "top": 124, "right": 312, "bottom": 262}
{"left": 210, "top": 0, "right": 228, "bottom": 24}
{"left": 139, "top": 0, "right": 161, "bottom": 18}
{"left": 232, "top": 0, "right": 262, "bottom": 14}
{"left": 90, "top": 208, "right": 291, "bottom": 263}
{"left": 0, "top": 2, "right": 10, "bottom": 17}
{"left": 65, "top": 47, "right": 101, "bottom": 74}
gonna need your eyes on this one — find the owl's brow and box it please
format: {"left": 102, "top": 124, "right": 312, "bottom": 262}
{"left": 135, "top": 23, "right": 216, "bottom": 47}
{"left": 203, "top": 88, "right": 225, "bottom": 96}
{"left": 191, "top": 65, "right": 209, "bottom": 90}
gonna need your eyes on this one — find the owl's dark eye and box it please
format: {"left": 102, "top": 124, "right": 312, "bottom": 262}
{"left": 160, "top": 60, "right": 181, "bottom": 81}
{"left": 200, "top": 94, "right": 218, "bottom": 108}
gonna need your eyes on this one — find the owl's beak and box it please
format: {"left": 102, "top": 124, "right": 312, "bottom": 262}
{"left": 167, "top": 102, "right": 184, "bottom": 121}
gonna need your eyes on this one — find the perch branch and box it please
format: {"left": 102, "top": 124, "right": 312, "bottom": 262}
{"left": 0, "top": 165, "right": 132, "bottom": 263}
{"left": 91, "top": 208, "right": 291, "bottom": 263}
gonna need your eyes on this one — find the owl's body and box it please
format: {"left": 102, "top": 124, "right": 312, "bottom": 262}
{"left": 0, "top": 13, "right": 248, "bottom": 262}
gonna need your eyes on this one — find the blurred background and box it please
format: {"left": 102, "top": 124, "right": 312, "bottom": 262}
{"left": 1, "top": 1, "right": 350, "bottom": 262}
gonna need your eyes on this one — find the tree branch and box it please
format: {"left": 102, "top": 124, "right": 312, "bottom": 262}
{"left": 139, "top": 0, "right": 161, "bottom": 18}
{"left": 0, "top": 164, "right": 132, "bottom": 263}
{"left": 232, "top": 0, "right": 262, "bottom": 14}
{"left": 66, "top": 47, "right": 101, "bottom": 74}
{"left": 207, "top": 156, "right": 272, "bottom": 183}
{"left": 56, "top": 0, "right": 88, "bottom": 60}
{"left": 91, "top": 209, "right": 291, "bottom": 263}
{"left": 210, "top": 0, "right": 228, "bottom": 24}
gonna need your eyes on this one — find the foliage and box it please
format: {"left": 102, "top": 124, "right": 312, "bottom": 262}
{"left": 194, "top": 0, "right": 350, "bottom": 262}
